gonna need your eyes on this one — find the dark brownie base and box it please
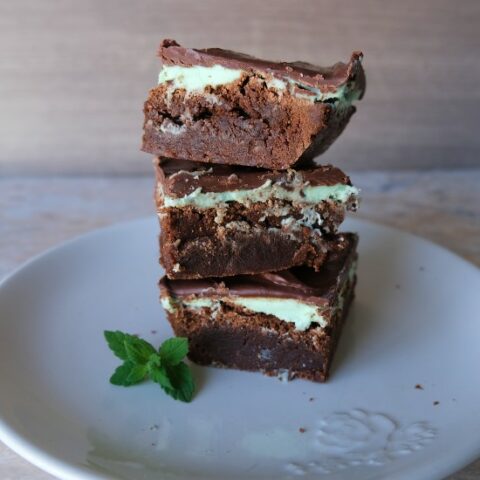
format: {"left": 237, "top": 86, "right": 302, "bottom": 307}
{"left": 158, "top": 201, "right": 349, "bottom": 279}
{"left": 160, "top": 227, "right": 328, "bottom": 280}
{"left": 164, "top": 278, "right": 355, "bottom": 382}
{"left": 143, "top": 77, "right": 355, "bottom": 170}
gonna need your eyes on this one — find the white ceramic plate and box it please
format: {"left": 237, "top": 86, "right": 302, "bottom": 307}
{"left": 0, "top": 217, "right": 479, "bottom": 480}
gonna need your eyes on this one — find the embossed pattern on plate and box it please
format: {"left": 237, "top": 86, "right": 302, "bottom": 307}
{"left": 286, "top": 409, "right": 436, "bottom": 475}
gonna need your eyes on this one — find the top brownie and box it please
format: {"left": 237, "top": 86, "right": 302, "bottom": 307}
{"left": 143, "top": 39, "right": 366, "bottom": 169}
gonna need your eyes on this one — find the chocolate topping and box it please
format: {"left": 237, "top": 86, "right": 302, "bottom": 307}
{"left": 160, "top": 233, "right": 358, "bottom": 306}
{"left": 159, "top": 39, "right": 365, "bottom": 96}
{"left": 155, "top": 157, "right": 352, "bottom": 198}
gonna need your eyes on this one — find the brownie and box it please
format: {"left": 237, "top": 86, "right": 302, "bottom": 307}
{"left": 160, "top": 233, "right": 358, "bottom": 382}
{"left": 143, "top": 39, "right": 366, "bottom": 169}
{"left": 155, "top": 157, "right": 359, "bottom": 279}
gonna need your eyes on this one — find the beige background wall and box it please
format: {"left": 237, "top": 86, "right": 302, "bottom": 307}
{"left": 1, "top": 0, "right": 479, "bottom": 175}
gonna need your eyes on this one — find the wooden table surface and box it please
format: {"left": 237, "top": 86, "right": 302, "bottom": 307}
{"left": 1, "top": 169, "right": 480, "bottom": 479}
{"left": 2, "top": 0, "right": 480, "bottom": 175}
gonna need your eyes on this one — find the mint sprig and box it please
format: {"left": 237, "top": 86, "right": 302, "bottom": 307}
{"left": 104, "top": 331, "right": 195, "bottom": 403}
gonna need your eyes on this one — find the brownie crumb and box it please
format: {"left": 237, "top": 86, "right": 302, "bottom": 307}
{"left": 299, "top": 427, "right": 306, "bottom": 433}
{"left": 415, "top": 384, "right": 424, "bottom": 390}
{"left": 433, "top": 401, "right": 440, "bottom": 406}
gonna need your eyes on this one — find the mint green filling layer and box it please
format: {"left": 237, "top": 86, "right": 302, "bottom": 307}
{"left": 162, "top": 181, "right": 358, "bottom": 209}
{"left": 170, "top": 297, "right": 325, "bottom": 331}
{"left": 232, "top": 298, "right": 325, "bottom": 330}
{"left": 158, "top": 65, "right": 243, "bottom": 92}
{"left": 265, "top": 78, "right": 355, "bottom": 104}
{"left": 157, "top": 64, "right": 362, "bottom": 105}
{"left": 161, "top": 297, "right": 176, "bottom": 312}
{"left": 291, "top": 81, "right": 362, "bottom": 105}
{"left": 161, "top": 262, "right": 357, "bottom": 331}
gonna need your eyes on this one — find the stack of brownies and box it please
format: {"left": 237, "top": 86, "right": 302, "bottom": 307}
{"left": 142, "top": 40, "right": 365, "bottom": 382}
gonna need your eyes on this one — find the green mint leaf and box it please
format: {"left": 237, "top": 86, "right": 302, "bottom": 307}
{"left": 147, "top": 353, "right": 161, "bottom": 369}
{"left": 124, "top": 336, "right": 156, "bottom": 364}
{"left": 110, "top": 361, "right": 137, "bottom": 386}
{"left": 104, "top": 330, "right": 129, "bottom": 361}
{"left": 149, "top": 365, "right": 174, "bottom": 390}
{"left": 110, "top": 363, "right": 147, "bottom": 386}
{"left": 159, "top": 337, "right": 189, "bottom": 365}
{"left": 126, "top": 364, "right": 148, "bottom": 384}
{"left": 163, "top": 362, "right": 195, "bottom": 403}
{"left": 105, "top": 331, "right": 196, "bottom": 402}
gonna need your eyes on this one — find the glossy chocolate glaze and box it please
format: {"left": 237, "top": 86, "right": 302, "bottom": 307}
{"left": 155, "top": 157, "right": 352, "bottom": 197}
{"left": 160, "top": 233, "right": 358, "bottom": 306}
{"left": 159, "top": 39, "right": 366, "bottom": 96}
